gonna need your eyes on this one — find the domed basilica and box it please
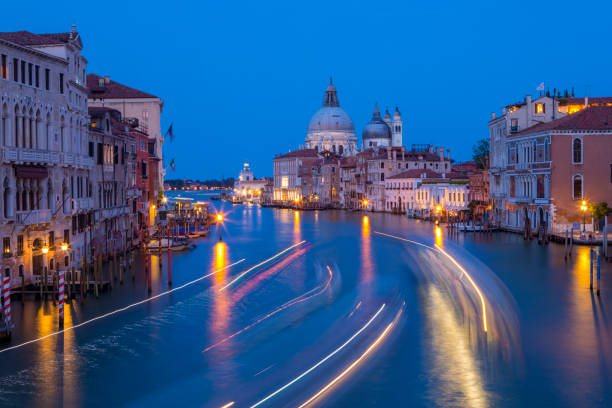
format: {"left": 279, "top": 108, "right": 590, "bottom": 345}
{"left": 304, "top": 79, "right": 402, "bottom": 156}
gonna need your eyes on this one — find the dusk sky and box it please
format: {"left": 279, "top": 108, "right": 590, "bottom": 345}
{"left": 6, "top": 0, "right": 612, "bottom": 180}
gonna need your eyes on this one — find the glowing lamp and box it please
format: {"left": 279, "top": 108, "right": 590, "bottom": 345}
{"left": 61, "top": 243, "right": 68, "bottom": 251}
{"left": 363, "top": 200, "right": 369, "bottom": 206}
{"left": 162, "top": 197, "right": 168, "bottom": 204}
{"left": 216, "top": 213, "right": 224, "bottom": 222}
{"left": 42, "top": 246, "right": 49, "bottom": 254}
{"left": 436, "top": 205, "right": 442, "bottom": 213}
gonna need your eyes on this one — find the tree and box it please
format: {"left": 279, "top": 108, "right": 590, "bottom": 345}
{"left": 590, "top": 202, "right": 611, "bottom": 232}
{"left": 472, "top": 138, "right": 489, "bottom": 169}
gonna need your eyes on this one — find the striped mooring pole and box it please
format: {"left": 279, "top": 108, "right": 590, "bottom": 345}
{"left": 58, "top": 270, "right": 65, "bottom": 326}
{"left": 3, "top": 276, "right": 12, "bottom": 332}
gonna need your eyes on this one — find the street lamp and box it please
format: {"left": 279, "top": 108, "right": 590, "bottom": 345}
{"left": 42, "top": 245, "right": 49, "bottom": 254}
{"left": 363, "top": 199, "right": 369, "bottom": 210}
{"left": 435, "top": 205, "right": 442, "bottom": 225}
{"left": 580, "top": 200, "right": 588, "bottom": 234}
{"left": 60, "top": 242, "right": 68, "bottom": 251}
{"left": 216, "top": 213, "right": 224, "bottom": 241}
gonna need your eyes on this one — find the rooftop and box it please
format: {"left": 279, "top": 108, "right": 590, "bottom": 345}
{"left": 87, "top": 73, "right": 159, "bottom": 99}
{"left": 516, "top": 105, "right": 612, "bottom": 135}
{"left": 275, "top": 149, "right": 319, "bottom": 159}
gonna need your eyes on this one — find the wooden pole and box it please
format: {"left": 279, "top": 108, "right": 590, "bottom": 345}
{"left": 168, "top": 222, "right": 172, "bottom": 286}
{"left": 93, "top": 247, "right": 99, "bottom": 298}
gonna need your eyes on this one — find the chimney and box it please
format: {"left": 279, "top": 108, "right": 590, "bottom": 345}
{"left": 447, "top": 149, "right": 450, "bottom": 160}
{"left": 104, "top": 76, "right": 110, "bottom": 85}
{"left": 585, "top": 96, "right": 589, "bottom": 108}
{"left": 439, "top": 147, "right": 444, "bottom": 161}
{"left": 491, "top": 112, "right": 496, "bottom": 120}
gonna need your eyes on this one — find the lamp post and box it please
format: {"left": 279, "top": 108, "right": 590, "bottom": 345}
{"left": 580, "top": 200, "right": 588, "bottom": 234}
{"left": 216, "top": 213, "right": 224, "bottom": 242}
{"left": 362, "top": 199, "right": 369, "bottom": 211}
{"left": 435, "top": 205, "right": 442, "bottom": 225}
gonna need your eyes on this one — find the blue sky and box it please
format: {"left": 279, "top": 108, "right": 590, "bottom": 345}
{"left": 5, "top": 1, "right": 612, "bottom": 179}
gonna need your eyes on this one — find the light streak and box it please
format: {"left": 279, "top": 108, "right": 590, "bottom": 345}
{"left": 203, "top": 265, "right": 332, "bottom": 353}
{"left": 373, "top": 231, "right": 488, "bottom": 333}
{"left": 248, "top": 303, "right": 386, "bottom": 408}
{"left": 435, "top": 245, "right": 488, "bottom": 333}
{"left": 0, "top": 260, "right": 246, "bottom": 354}
{"left": 297, "top": 323, "right": 394, "bottom": 408}
{"left": 219, "top": 241, "right": 307, "bottom": 291}
{"left": 254, "top": 364, "right": 275, "bottom": 377}
{"left": 219, "top": 402, "right": 235, "bottom": 408}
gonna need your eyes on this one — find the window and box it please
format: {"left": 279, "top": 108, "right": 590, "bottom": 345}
{"left": 28, "top": 63, "right": 32, "bottom": 85}
{"left": 49, "top": 231, "right": 54, "bottom": 248}
{"left": 573, "top": 175, "right": 583, "bottom": 200}
{"left": 12, "top": 58, "right": 18, "bottom": 82}
{"left": 381, "top": 173, "right": 385, "bottom": 181}
{"left": 88, "top": 141, "right": 94, "bottom": 157}
{"left": 380, "top": 162, "right": 384, "bottom": 169}
{"left": 535, "top": 103, "right": 545, "bottom": 114}
{"left": 17, "top": 235, "right": 23, "bottom": 256}
{"left": 281, "top": 176, "right": 289, "bottom": 188}
{"left": 572, "top": 138, "right": 582, "bottom": 164}
{"left": 35, "top": 65, "right": 40, "bottom": 87}
{"left": 113, "top": 145, "right": 119, "bottom": 164}
{"left": 59, "top": 73, "right": 64, "bottom": 94}
{"left": 0, "top": 55, "right": 6, "bottom": 79}
{"left": 3, "top": 237, "right": 10, "bottom": 256}
{"left": 64, "top": 229, "right": 70, "bottom": 244}
{"left": 45, "top": 68, "right": 50, "bottom": 90}
{"left": 20, "top": 60, "right": 25, "bottom": 84}
{"left": 97, "top": 143, "right": 103, "bottom": 164}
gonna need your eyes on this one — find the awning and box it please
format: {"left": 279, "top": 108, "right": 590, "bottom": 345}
{"left": 15, "top": 165, "right": 48, "bottom": 179}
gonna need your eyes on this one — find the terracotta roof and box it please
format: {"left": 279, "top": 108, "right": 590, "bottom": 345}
{"left": 275, "top": 149, "right": 319, "bottom": 159}
{"left": 340, "top": 156, "right": 357, "bottom": 168}
{"left": 561, "top": 97, "right": 612, "bottom": 105}
{"left": 87, "top": 73, "right": 158, "bottom": 99}
{"left": 0, "top": 30, "right": 77, "bottom": 46}
{"left": 387, "top": 169, "right": 442, "bottom": 179}
{"left": 516, "top": 105, "right": 612, "bottom": 135}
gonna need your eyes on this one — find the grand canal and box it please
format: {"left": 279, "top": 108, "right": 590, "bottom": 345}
{"left": 0, "top": 191, "right": 610, "bottom": 407}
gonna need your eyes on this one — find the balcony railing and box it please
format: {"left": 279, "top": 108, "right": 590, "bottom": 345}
{"left": 16, "top": 209, "right": 52, "bottom": 225}
{"left": 76, "top": 197, "right": 94, "bottom": 211}
{"left": 2, "top": 147, "right": 60, "bottom": 165}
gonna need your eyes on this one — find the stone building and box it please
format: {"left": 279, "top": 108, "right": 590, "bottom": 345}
{"left": 87, "top": 73, "right": 164, "bottom": 202}
{"left": 234, "top": 162, "right": 268, "bottom": 202}
{"left": 0, "top": 28, "right": 92, "bottom": 284}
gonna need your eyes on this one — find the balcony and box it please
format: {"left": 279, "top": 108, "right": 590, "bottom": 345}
{"left": 101, "top": 205, "right": 130, "bottom": 220}
{"left": 2, "top": 147, "right": 60, "bottom": 165}
{"left": 76, "top": 197, "right": 94, "bottom": 211}
{"left": 16, "top": 209, "right": 52, "bottom": 225}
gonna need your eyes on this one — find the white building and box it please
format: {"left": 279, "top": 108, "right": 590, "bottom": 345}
{"left": 305, "top": 79, "right": 358, "bottom": 156}
{"left": 0, "top": 28, "right": 93, "bottom": 283}
{"left": 234, "top": 162, "right": 267, "bottom": 202}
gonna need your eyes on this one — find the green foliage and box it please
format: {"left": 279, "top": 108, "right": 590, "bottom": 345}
{"left": 472, "top": 138, "right": 489, "bottom": 169}
{"left": 591, "top": 202, "right": 611, "bottom": 219}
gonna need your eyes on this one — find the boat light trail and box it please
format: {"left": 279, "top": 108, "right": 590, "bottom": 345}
{"left": 0, "top": 260, "right": 245, "bottom": 354}
{"left": 248, "top": 303, "right": 386, "bottom": 408}
{"left": 434, "top": 245, "right": 488, "bottom": 333}
{"left": 373, "top": 231, "right": 488, "bottom": 333}
{"left": 219, "top": 402, "right": 235, "bottom": 408}
{"left": 203, "top": 266, "right": 333, "bottom": 353}
{"left": 297, "top": 323, "right": 394, "bottom": 408}
{"left": 219, "top": 241, "right": 307, "bottom": 291}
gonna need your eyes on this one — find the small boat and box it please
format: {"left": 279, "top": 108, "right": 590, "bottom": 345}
{"left": 146, "top": 237, "right": 194, "bottom": 252}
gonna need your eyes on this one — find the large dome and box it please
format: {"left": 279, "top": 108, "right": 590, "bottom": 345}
{"left": 308, "top": 106, "right": 354, "bottom": 133}
{"left": 362, "top": 104, "right": 392, "bottom": 140}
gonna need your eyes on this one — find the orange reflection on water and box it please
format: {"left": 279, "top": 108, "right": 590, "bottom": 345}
{"left": 209, "top": 242, "right": 232, "bottom": 356}
{"left": 294, "top": 211, "right": 302, "bottom": 242}
{"left": 435, "top": 226, "right": 443, "bottom": 247}
{"left": 360, "top": 216, "right": 373, "bottom": 284}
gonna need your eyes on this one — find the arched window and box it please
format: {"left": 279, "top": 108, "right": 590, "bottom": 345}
{"left": 332, "top": 145, "right": 336, "bottom": 153}
{"left": 3, "top": 177, "right": 9, "bottom": 219}
{"left": 572, "top": 138, "right": 582, "bottom": 164}
{"left": 338, "top": 145, "right": 344, "bottom": 155}
{"left": 573, "top": 175, "right": 583, "bottom": 200}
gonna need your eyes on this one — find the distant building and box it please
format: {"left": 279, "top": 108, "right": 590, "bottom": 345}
{"left": 234, "top": 162, "right": 268, "bottom": 202}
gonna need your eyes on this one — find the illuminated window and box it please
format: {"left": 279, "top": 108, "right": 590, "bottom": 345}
{"left": 535, "top": 103, "right": 545, "bottom": 114}
{"left": 281, "top": 176, "right": 289, "bottom": 188}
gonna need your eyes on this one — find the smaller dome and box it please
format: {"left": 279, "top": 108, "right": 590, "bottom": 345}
{"left": 362, "top": 104, "right": 392, "bottom": 140}
{"left": 383, "top": 108, "right": 391, "bottom": 121}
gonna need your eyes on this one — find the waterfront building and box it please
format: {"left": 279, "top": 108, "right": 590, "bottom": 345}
{"left": 305, "top": 79, "right": 358, "bottom": 156}
{"left": 272, "top": 149, "right": 320, "bottom": 202}
{"left": 312, "top": 152, "right": 342, "bottom": 207}
{"left": 501, "top": 106, "right": 612, "bottom": 233}
{"left": 88, "top": 107, "right": 138, "bottom": 255}
{"left": 0, "top": 28, "right": 93, "bottom": 284}
{"left": 87, "top": 73, "right": 164, "bottom": 200}
{"left": 233, "top": 162, "right": 268, "bottom": 202}
{"left": 385, "top": 169, "right": 441, "bottom": 214}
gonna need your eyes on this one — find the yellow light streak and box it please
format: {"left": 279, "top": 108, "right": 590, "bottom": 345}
{"left": 219, "top": 403, "right": 235, "bottom": 408}
{"left": 373, "top": 231, "right": 488, "bottom": 333}
{"left": 297, "top": 323, "right": 394, "bottom": 408}
{"left": 0, "top": 260, "right": 246, "bottom": 354}
{"left": 248, "top": 303, "right": 386, "bottom": 408}
{"left": 219, "top": 241, "right": 306, "bottom": 292}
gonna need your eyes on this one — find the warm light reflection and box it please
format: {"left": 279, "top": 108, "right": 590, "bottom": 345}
{"left": 361, "top": 215, "right": 373, "bottom": 284}
{"left": 435, "top": 226, "right": 443, "bottom": 247}
{"left": 424, "top": 286, "right": 487, "bottom": 408}
{"left": 209, "top": 242, "right": 231, "bottom": 356}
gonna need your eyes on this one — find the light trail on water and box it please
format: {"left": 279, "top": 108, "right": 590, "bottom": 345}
{"left": 373, "top": 230, "right": 488, "bottom": 333}
{"left": 297, "top": 322, "right": 395, "bottom": 408}
{"left": 203, "top": 265, "right": 333, "bottom": 353}
{"left": 0, "top": 260, "right": 245, "bottom": 354}
{"left": 219, "top": 241, "right": 307, "bottom": 291}
{"left": 219, "top": 402, "right": 235, "bottom": 408}
{"left": 248, "top": 303, "right": 386, "bottom": 408}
